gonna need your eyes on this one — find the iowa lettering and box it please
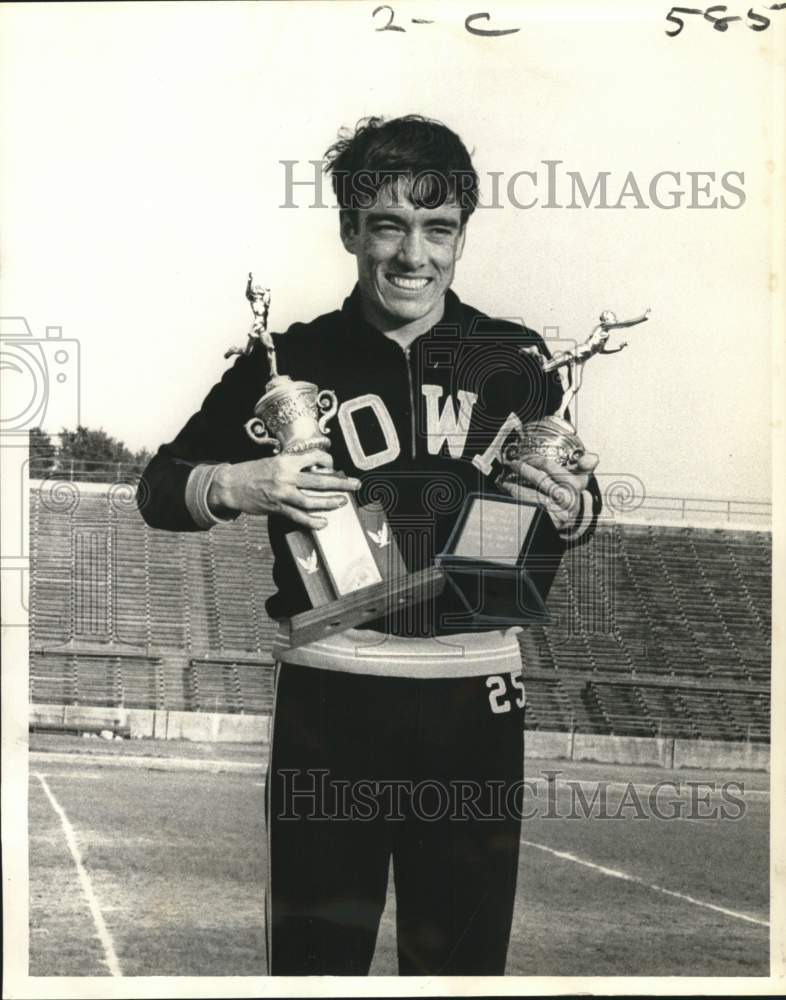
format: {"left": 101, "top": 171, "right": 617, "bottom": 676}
{"left": 337, "top": 386, "right": 519, "bottom": 471}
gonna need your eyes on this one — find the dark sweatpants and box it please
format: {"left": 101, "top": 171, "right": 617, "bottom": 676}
{"left": 266, "top": 661, "right": 525, "bottom": 976}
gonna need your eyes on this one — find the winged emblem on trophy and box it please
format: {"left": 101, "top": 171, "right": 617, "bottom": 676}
{"left": 367, "top": 523, "right": 390, "bottom": 548}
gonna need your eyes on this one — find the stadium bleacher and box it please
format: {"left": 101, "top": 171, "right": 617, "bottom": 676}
{"left": 28, "top": 487, "right": 771, "bottom": 740}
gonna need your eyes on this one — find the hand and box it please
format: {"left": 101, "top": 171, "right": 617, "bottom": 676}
{"left": 207, "top": 450, "right": 361, "bottom": 530}
{"left": 498, "top": 450, "right": 598, "bottom": 532}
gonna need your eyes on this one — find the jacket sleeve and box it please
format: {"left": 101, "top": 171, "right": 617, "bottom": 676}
{"left": 137, "top": 344, "right": 269, "bottom": 532}
{"left": 558, "top": 474, "right": 602, "bottom": 548}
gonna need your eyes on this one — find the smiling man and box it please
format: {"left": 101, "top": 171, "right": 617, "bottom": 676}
{"left": 140, "top": 115, "right": 600, "bottom": 976}
{"left": 338, "top": 179, "right": 466, "bottom": 343}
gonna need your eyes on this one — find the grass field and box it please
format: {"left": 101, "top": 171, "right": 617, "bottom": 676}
{"left": 28, "top": 735, "right": 770, "bottom": 977}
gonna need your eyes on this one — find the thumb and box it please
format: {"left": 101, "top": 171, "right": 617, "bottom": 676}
{"left": 574, "top": 450, "right": 599, "bottom": 475}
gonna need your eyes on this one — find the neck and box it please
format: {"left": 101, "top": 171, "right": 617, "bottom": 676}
{"left": 360, "top": 294, "right": 447, "bottom": 351}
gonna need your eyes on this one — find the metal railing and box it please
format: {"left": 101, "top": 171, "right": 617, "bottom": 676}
{"left": 29, "top": 459, "right": 148, "bottom": 484}
{"left": 603, "top": 493, "right": 771, "bottom": 525}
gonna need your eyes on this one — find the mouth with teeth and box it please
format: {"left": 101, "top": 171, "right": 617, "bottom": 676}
{"left": 385, "top": 274, "right": 433, "bottom": 292}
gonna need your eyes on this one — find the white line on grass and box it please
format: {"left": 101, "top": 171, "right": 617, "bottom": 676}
{"left": 527, "top": 777, "right": 770, "bottom": 799}
{"left": 30, "top": 750, "right": 263, "bottom": 774}
{"left": 34, "top": 773, "right": 123, "bottom": 976}
{"left": 38, "top": 771, "right": 103, "bottom": 780}
{"left": 520, "top": 837, "right": 769, "bottom": 928}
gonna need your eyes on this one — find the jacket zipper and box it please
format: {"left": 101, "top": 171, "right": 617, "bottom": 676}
{"left": 402, "top": 345, "right": 416, "bottom": 459}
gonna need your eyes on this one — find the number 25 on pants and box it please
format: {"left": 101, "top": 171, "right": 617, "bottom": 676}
{"left": 486, "top": 672, "right": 526, "bottom": 714}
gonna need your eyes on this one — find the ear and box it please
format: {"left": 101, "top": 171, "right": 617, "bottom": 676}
{"left": 339, "top": 210, "right": 359, "bottom": 254}
{"left": 454, "top": 224, "right": 467, "bottom": 261}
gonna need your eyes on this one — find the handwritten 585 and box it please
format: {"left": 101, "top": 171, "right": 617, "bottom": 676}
{"left": 665, "top": 3, "right": 785, "bottom": 35}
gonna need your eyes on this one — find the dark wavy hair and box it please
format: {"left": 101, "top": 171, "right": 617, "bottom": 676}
{"left": 324, "top": 115, "right": 479, "bottom": 225}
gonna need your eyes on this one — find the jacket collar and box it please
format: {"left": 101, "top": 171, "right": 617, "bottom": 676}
{"left": 340, "top": 284, "right": 465, "bottom": 346}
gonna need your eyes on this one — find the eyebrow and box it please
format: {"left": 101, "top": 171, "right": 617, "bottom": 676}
{"left": 367, "top": 211, "right": 461, "bottom": 229}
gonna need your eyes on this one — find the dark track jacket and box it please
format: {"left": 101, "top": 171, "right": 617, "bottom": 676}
{"left": 139, "top": 286, "right": 601, "bottom": 633}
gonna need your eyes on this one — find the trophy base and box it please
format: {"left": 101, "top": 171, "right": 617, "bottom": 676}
{"left": 284, "top": 501, "right": 447, "bottom": 647}
{"left": 285, "top": 567, "right": 446, "bottom": 649}
{"left": 503, "top": 415, "right": 585, "bottom": 471}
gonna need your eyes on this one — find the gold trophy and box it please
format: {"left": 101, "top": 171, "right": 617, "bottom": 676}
{"left": 502, "top": 308, "right": 651, "bottom": 474}
{"left": 234, "top": 274, "right": 444, "bottom": 646}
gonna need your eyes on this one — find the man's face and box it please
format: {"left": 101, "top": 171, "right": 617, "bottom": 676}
{"left": 340, "top": 181, "right": 466, "bottom": 331}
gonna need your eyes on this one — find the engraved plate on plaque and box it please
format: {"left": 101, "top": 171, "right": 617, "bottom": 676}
{"left": 309, "top": 494, "right": 383, "bottom": 596}
{"left": 449, "top": 497, "right": 538, "bottom": 566}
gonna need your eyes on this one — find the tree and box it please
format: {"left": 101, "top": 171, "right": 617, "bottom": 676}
{"left": 53, "top": 426, "right": 153, "bottom": 481}
{"left": 29, "top": 427, "right": 56, "bottom": 479}
{"left": 131, "top": 446, "right": 153, "bottom": 474}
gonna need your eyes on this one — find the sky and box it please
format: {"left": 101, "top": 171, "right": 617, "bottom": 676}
{"left": 0, "top": 0, "right": 780, "bottom": 504}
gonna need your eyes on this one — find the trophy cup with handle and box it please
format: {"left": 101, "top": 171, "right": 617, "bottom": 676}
{"left": 234, "top": 274, "right": 445, "bottom": 647}
{"left": 233, "top": 274, "right": 342, "bottom": 459}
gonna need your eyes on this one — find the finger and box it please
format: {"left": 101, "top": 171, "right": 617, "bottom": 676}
{"left": 284, "top": 488, "right": 350, "bottom": 512}
{"left": 497, "top": 481, "right": 542, "bottom": 505}
{"left": 296, "top": 471, "right": 361, "bottom": 491}
{"left": 500, "top": 480, "right": 575, "bottom": 529}
{"left": 541, "top": 477, "right": 580, "bottom": 512}
{"left": 509, "top": 462, "right": 579, "bottom": 512}
{"left": 512, "top": 456, "right": 591, "bottom": 494}
{"left": 292, "top": 448, "right": 334, "bottom": 472}
{"left": 277, "top": 501, "right": 328, "bottom": 531}
{"left": 507, "top": 459, "right": 558, "bottom": 493}
{"left": 521, "top": 450, "right": 597, "bottom": 482}
{"left": 574, "top": 451, "right": 599, "bottom": 475}
{"left": 515, "top": 451, "right": 563, "bottom": 476}
{"left": 560, "top": 471, "right": 590, "bottom": 492}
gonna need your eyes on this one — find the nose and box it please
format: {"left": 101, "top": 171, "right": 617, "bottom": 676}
{"left": 396, "top": 230, "right": 427, "bottom": 269}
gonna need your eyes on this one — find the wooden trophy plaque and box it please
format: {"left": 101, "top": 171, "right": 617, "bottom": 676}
{"left": 284, "top": 498, "right": 445, "bottom": 648}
